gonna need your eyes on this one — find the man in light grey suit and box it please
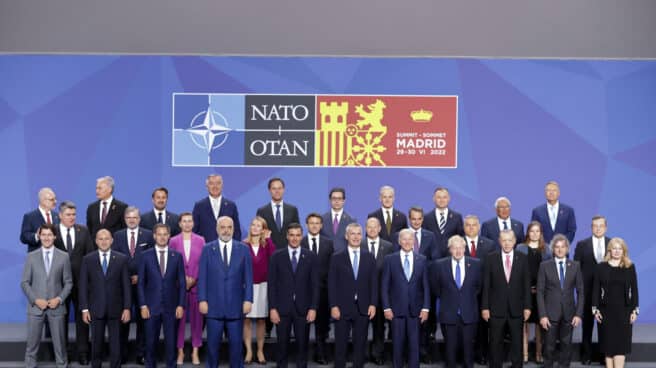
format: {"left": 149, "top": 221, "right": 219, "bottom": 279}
{"left": 21, "top": 223, "right": 73, "bottom": 368}
{"left": 537, "top": 234, "right": 584, "bottom": 368}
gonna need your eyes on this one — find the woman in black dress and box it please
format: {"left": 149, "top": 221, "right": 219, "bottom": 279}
{"left": 516, "top": 221, "right": 551, "bottom": 363}
{"left": 592, "top": 237, "right": 639, "bottom": 368}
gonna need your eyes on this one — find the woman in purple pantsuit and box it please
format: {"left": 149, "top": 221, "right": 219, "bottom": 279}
{"left": 169, "top": 212, "right": 205, "bottom": 365}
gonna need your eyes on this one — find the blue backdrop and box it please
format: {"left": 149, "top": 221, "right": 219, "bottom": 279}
{"left": 1, "top": 55, "right": 655, "bottom": 322}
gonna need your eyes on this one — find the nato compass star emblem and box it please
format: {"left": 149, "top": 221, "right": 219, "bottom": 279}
{"left": 185, "top": 106, "right": 232, "bottom": 154}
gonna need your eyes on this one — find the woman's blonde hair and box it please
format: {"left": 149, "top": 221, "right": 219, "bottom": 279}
{"left": 603, "top": 237, "right": 633, "bottom": 268}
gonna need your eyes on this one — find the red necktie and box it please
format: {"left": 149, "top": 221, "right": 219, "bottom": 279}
{"left": 100, "top": 201, "right": 108, "bottom": 224}
{"left": 470, "top": 240, "right": 476, "bottom": 257}
{"left": 505, "top": 254, "right": 512, "bottom": 282}
{"left": 45, "top": 212, "right": 51, "bottom": 225}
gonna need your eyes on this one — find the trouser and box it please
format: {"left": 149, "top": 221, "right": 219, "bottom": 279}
{"left": 25, "top": 312, "right": 68, "bottom": 368}
{"left": 489, "top": 316, "right": 523, "bottom": 368}
{"left": 276, "top": 308, "right": 310, "bottom": 368}
{"left": 543, "top": 318, "right": 574, "bottom": 368}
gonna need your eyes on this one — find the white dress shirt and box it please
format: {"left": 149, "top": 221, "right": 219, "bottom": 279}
{"left": 451, "top": 257, "right": 466, "bottom": 281}
{"left": 435, "top": 208, "right": 449, "bottom": 222}
{"left": 153, "top": 208, "right": 168, "bottom": 224}
{"left": 99, "top": 196, "right": 114, "bottom": 220}
{"left": 400, "top": 250, "right": 414, "bottom": 276}
{"left": 59, "top": 224, "right": 76, "bottom": 250}
{"left": 465, "top": 236, "right": 478, "bottom": 254}
{"left": 126, "top": 227, "right": 139, "bottom": 247}
{"left": 548, "top": 202, "right": 560, "bottom": 228}
{"left": 271, "top": 200, "right": 284, "bottom": 221}
{"left": 555, "top": 257, "right": 567, "bottom": 280}
{"left": 155, "top": 246, "right": 169, "bottom": 273}
{"left": 409, "top": 227, "right": 422, "bottom": 245}
{"left": 307, "top": 234, "right": 321, "bottom": 253}
{"left": 219, "top": 240, "right": 232, "bottom": 265}
{"left": 367, "top": 237, "right": 380, "bottom": 258}
{"left": 497, "top": 217, "right": 512, "bottom": 231}
{"left": 331, "top": 209, "right": 344, "bottom": 224}
{"left": 593, "top": 236, "right": 606, "bottom": 262}
{"left": 502, "top": 250, "right": 514, "bottom": 273}
{"left": 209, "top": 195, "right": 222, "bottom": 219}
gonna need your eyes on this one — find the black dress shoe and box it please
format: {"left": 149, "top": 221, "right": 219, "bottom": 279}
{"left": 581, "top": 359, "right": 592, "bottom": 365}
{"left": 136, "top": 356, "right": 146, "bottom": 365}
{"left": 476, "top": 357, "right": 488, "bottom": 365}
{"left": 78, "top": 354, "right": 89, "bottom": 365}
{"left": 420, "top": 355, "right": 432, "bottom": 364}
{"left": 314, "top": 356, "right": 328, "bottom": 365}
{"left": 373, "top": 358, "right": 385, "bottom": 365}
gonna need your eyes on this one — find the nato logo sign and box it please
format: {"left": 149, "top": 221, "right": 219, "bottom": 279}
{"left": 172, "top": 93, "right": 457, "bottom": 168}
{"left": 172, "top": 93, "right": 315, "bottom": 167}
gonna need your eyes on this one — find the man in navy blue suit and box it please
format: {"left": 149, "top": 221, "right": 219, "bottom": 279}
{"left": 78, "top": 229, "right": 131, "bottom": 368}
{"left": 462, "top": 214, "right": 495, "bottom": 365}
{"left": 198, "top": 216, "right": 253, "bottom": 368}
{"left": 113, "top": 206, "right": 154, "bottom": 364}
{"left": 329, "top": 222, "right": 377, "bottom": 368}
{"left": 138, "top": 224, "right": 186, "bottom": 368}
{"left": 300, "top": 213, "right": 334, "bottom": 364}
{"left": 423, "top": 187, "right": 465, "bottom": 259}
{"left": 367, "top": 185, "right": 408, "bottom": 243}
{"left": 481, "top": 197, "right": 525, "bottom": 248}
{"left": 268, "top": 223, "right": 319, "bottom": 368}
{"left": 530, "top": 181, "right": 577, "bottom": 244}
{"left": 393, "top": 206, "right": 440, "bottom": 362}
{"left": 20, "top": 187, "right": 59, "bottom": 252}
{"left": 140, "top": 187, "right": 180, "bottom": 236}
{"left": 431, "top": 235, "right": 482, "bottom": 368}
{"left": 256, "top": 177, "right": 300, "bottom": 249}
{"left": 381, "top": 229, "right": 430, "bottom": 368}
{"left": 192, "top": 174, "right": 242, "bottom": 242}
{"left": 321, "top": 187, "right": 357, "bottom": 253}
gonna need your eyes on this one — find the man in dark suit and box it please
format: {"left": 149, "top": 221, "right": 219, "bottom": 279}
{"left": 423, "top": 187, "right": 465, "bottom": 257}
{"left": 362, "top": 217, "right": 395, "bottom": 365}
{"left": 256, "top": 177, "right": 300, "bottom": 249}
{"left": 382, "top": 229, "right": 430, "bottom": 368}
{"left": 268, "top": 223, "right": 319, "bottom": 368}
{"left": 113, "top": 206, "right": 154, "bottom": 364}
{"left": 198, "top": 216, "right": 253, "bottom": 368}
{"left": 537, "top": 234, "right": 584, "bottom": 368}
{"left": 78, "top": 229, "right": 132, "bottom": 368}
{"left": 86, "top": 176, "right": 128, "bottom": 236}
{"left": 328, "top": 222, "right": 377, "bottom": 368}
{"left": 367, "top": 185, "right": 407, "bottom": 243}
{"left": 192, "top": 174, "right": 241, "bottom": 242}
{"left": 393, "top": 206, "right": 439, "bottom": 362}
{"left": 431, "top": 235, "right": 482, "bottom": 368}
{"left": 54, "top": 201, "right": 94, "bottom": 365}
{"left": 138, "top": 224, "right": 186, "bottom": 368}
{"left": 481, "top": 229, "right": 532, "bottom": 368}
{"left": 21, "top": 224, "right": 73, "bottom": 368}
{"left": 20, "top": 187, "right": 59, "bottom": 252}
{"left": 320, "top": 187, "right": 357, "bottom": 253}
{"left": 300, "top": 213, "right": 334, "bottom": 364}
{"left": 530, "top": 180, "right": 577, "bottom": 244}
{"left": 462, "top": 214, "right": 495, "bottom": 365}
{"left": 574, "top": 215, "right": 610, "bottom": 365}
{"left": 480, "top": 196, "right": 525, "bottom": 248}
{"left": 140, "top": 187, "right": 180, "bottom": 236}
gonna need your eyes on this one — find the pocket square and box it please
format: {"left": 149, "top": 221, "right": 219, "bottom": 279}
{"left": 138, "top": 243, "right": 148, "bottom": 247}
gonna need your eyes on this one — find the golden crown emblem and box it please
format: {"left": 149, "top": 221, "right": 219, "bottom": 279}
{"left": 410, "top": 109, "right": 433, "bottom": 123}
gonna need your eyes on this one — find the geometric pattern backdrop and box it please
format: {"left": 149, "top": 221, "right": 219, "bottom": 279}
{"left": 0, "top": 55, "right": 654, "bottom": 322}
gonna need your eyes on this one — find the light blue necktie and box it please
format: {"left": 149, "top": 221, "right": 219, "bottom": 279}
{"left": 352, "top": 251, "right": 359, "bottom": 279}
{"left": 275, "top": 204, "right": 282, "bottom": 231}
{"left": 403, "top": 254, "right": 411, "bottom": 280}
{"left": 455, "top": 261, "right": 462, "bottom": 289}
{"left": 291, "top": 250, "right": 298, "bottom": 273}
{"left": 102, "top": 253, "right": 108, "bottom": 275}
{"left": 559, "top": 261, "right": 565, "bottom": 289}
{"left": 44, "top": 251, "right": 51, "bottom": 275}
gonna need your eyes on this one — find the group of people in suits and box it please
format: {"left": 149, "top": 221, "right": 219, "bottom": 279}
{"left": 19, "top": 176, "right": 639, "bottom": 368}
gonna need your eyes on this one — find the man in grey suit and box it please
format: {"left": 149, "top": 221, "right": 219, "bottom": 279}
{"left": 20, "top": 223, "right": 73, "bottom": 368}
{"left": 537, "top": 234, "right": 584, "bottom": 368}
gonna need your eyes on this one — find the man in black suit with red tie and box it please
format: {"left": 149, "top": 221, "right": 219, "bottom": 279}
{"left": 423, "top": 187, "right": 465, "bottom": 258}
{"left": 256, "top": 177, "right": 300, "bottom": 249}
{"left": 481, "top": 230, "right": 531, "bottom": 368}
{"left": 462, "top": 214, "right": 496, "bottom": 365}
{"left": 268, "top": 223, "right": 319, "bottom": 368}
{"left": 361, "top": 217, "right": 394, "bottom": 365}
{"left": 300, "top": 213, "right": 334, "bottom": 364}
{"left": 329, "top": 223, "right": 377, "bottom": 368}
{"left": 86, "top": 176, "right": 128, "bottom": 236}
{"left": 54, "top": 201, "right": 94, "bottom": 365}
{"left": 78, "top": 229, "right": 132, "bottom": 368}
{"left": 574, "top": 215, "right": 611, "bottom": 365}
{"left": 367, "top": 185, "right": 407, "bottom": 243}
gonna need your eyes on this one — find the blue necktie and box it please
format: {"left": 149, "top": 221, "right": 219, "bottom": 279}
{"left": 275, "top": 204, "right": 282, "bottom": 231}
{"left": 403, "top": 254, "right": 411, "bottom": 280}
{"left": 291, "top": 250, "right": 298, "bottom": 273}
{"left": 158, "top": 212, "right": 164, "bottom": 224}
{"left": 559, "top": 261, "right": 565, "bottom": 289}
{"left": 352, "top": 251, "right": 359, "bottom": 279}
{"left": 455, "top": 261, "right": 462, "bottom": 289}
{"left": 102, "top": 253, "right": 108, "bottom": 275}
{"left": 44, "top": 251, "right": 51, "bottom": 275}
{"left": 503, "top": 221, "right": 509, "bottom": 230}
